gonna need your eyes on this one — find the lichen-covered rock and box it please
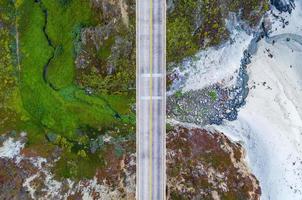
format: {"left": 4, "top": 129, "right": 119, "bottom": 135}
{"left": 0, "top": 134, "right": 136, "bottom": 200}
{"left": 167, "top": 126, "right": 261, "bottom": 200}
{"left": 0, "top": 127, "right": 260, "bottom": 199}
{"left": 0, "top": 159, "right": 33, "bottom": 199}
{"left": 167, "top": 0, "right": 270, "bottom": 63}
{"left": 75, "top": 0, "right": 135, "bottom": 95}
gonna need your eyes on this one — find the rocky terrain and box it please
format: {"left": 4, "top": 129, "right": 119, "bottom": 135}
{"left": 0, "top": 132, "right": 136, "bottom": 199}
{"left": 168, "top": 0, "right": 302, "bottom": 199}
{"left": 0, "top": 126, "right": 261, "bottom": 199}
{"left": 1, "top": 0, "right": 300, "bottom": 199}
{"left": 75, "top": 0, "right": 136, "bottom": 95}
{"left": 167, "top": 126, "right": 261, "bottom": 200}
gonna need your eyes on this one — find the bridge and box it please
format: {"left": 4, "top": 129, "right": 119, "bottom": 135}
{"left": 136, "top": 0, "right": 166, "bottom": 199}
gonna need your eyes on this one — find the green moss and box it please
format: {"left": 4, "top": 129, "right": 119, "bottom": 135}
{"left": 167, "top": 16, "right": 198, "bottom": 63}
{"left": 97, "top": 36, "right": 115, "bottom": 60}
{"left": 167, "top": 0, "right": 269, "bottom": 65}
{"left": 0, "top": 0, "right": 24, "bottom": 133}
{"left": 42, "top": 0, "right": 96, "bottom": 89}
{"left": 174, "top": 90, "right": 184, "bottom": 98}
{"left": 54, "top": 150, "right": 103, "bottom": 180}
{"left": 208, "top": 90, "right": 217, "bottom": 101}
{"left": 0, "top": 0, "right": 136, "bottom": 179}
{"left": 167, "top": 0, "right": 199, "bottom": 63}
{"left": 16, "top": 0, "right": 134, "bottom": 138}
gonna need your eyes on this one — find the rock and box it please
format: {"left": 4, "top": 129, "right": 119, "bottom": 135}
{"left": 85, "top": 87, "right": 93, "bottom": 95}
{"left": 167, "top": 0, "right": 175, "bottom": 13}
{"left": 46, "top": 132, "right": 57, "bottom": 142}
{"left": 270, "top": 0, "right": 295, "bottom": 13}
{"left": 0, "top": 159, "right": 34, "bottom": 200}
{"left": 167, "top": 126, "right": 261, "bottom": 199}
{"left": 0, "top": 126, "right": 261, "bottom": 199}
{"left": 262, "top": 15, "right": 272, "bottom": 36}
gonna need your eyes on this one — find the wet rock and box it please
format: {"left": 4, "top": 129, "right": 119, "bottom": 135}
{"left": 271, "top": 0, "right": 295, "bottom": 13}
{"left": 89, "top": 135, "right": 104, "bottom": 153}
{"left": 167, "top": 65, "right": 249, "bottom": 126}
{"left": 262, "top": 15, "right": 273, "bottom": 36}
{"left": 85, "top": 87, "right": 94, "bottom": 95}
{"left": 46, "top": 132, "right": 57, "bottom": 142}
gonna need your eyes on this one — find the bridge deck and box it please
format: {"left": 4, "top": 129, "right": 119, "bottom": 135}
{"left": 136, "top": 0, "right": 166, "bottom": 199}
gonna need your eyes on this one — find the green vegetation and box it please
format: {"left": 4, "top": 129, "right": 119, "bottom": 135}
{"left": 0, "top": 0, "right": 135, "bottom": 180}
{"left": 0, "top": 0, "right": 269, "bottom": 181}
{"left": 54, "top": 150, "right": 102, "bottom": 179}
{"left": 43, "top": 0, "right": 96, "bottom": 89}
{"left": 0, "top": 0, "right": 24, "bottom": 132}
{"left": 76, "top": 24, "right": 136, "bottom": 95}
{"left": 174, "top": 90, "right": 184, "bottom": 98}
{"left": 227, "top": 0, "right": 270, "bottom": 26}
{"left": 167, "top": 0, "right": 269, "bottom": 64}
{"left": 18, "top": 0, "right": 121, "bottom": 138}
{"left": 167, "top": 0, "right": 199, "bottom": 63}
{"left": 208, "top": 90, "right": 217, "bottom": 101}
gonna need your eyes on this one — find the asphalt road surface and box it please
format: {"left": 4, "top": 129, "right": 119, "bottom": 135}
{"left": 136, "top": 0, "right": 166, "bottom": 199}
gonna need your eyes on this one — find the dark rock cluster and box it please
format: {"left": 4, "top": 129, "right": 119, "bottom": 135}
{"left": 271, "top": 0, "right": 295, "bottom": 13}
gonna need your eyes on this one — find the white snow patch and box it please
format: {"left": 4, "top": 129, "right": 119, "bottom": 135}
{"left": 269, "top": 0, "right": 302, "bottom": 36}
{"left": 23, "top": 173, "right": 40, "bottom": 199}
{"left": 42, "top": 170, "right": 63, "bottom": 199}
{"left": 214, "top": 36, "right": 302, "bottom": 200}
{"left": 0, "top": 135, "right": 134, "bottom": 199}
{"left": 76, "top": 177, "right": 122, "bottom": 200}
{"left": 177, "top": 29, "right": 253, "bottom": 92}
{"left": 0, "top": 137, "right": 24, "bottom": 161}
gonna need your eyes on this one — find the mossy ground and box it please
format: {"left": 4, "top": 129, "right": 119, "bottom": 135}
{"left": 167, "top": 0, "right": 269, "bottom": 64}
{"left": 0, "top": 0, "right": 23, "bottom": 133}
{"left": 0, "top": 0, "right": 135, "bottom": 180}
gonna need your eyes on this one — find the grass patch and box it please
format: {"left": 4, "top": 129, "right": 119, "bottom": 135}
{"left": 53, "top": 149, "right": 103, "bottom": 179}
{"left": 97, "top": 36, "right": 115, "bottom": 60}
{"left": 43, "top": 0, "right": 96, "bottom": 89}
{"left": 17, "top": 0, "right": 133, "bottom": 139}
{"left": 208, "top": 90, "right": 217, "bottom": 101}
{"left": 0, "top": 0, "right": 25, "bottom": 133}
{"left": 2, "top": 0, "right": 135, "bottom": 180}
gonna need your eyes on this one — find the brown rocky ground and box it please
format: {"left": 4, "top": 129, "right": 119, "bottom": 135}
{"left": 0, "top": 133, "right": 136, "bottom": 200}
{"left": 0, "top": 126, "right": 260, "bottom": 200}
{"left": 167, "top": 126, "right": 261, "bottom": 200}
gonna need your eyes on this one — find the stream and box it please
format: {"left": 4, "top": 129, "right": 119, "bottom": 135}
{"left": 36, "top": 0, "right": 57, "bottom": 90}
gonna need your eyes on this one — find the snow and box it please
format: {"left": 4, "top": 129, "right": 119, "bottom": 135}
{"left": 172, "top": 2, "right": 302, "bottom": 198}
{"left": 0, "top": 135, "right": 133, "bottom": 199}
{"left": 0, "top": 137, "right": 24, "bottom": 161}
{"left": 213, "top": 30, "right": 302, "bottom": 199}
{"left": 75, "top": 177, "right": 122, "bottom": 200}
{"left": 177, "top": 29, "right": 253, "bottom": 92}
{"left": 269, "top": 0, "right": 302, "bottom": 36}
{"left": 23, "top": 173, "right": 40, "bottom": 199}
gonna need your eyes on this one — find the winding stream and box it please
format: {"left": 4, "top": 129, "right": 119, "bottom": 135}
{"left": 36, "top": 0, "right": 57, "bottom": 90}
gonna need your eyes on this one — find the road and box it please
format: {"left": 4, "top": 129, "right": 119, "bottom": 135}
{"left": 136, "top": 0, "right": 166, "bottom": 199}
